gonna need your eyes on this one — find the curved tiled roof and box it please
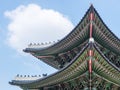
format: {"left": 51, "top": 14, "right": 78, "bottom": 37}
{"left": 10, "top": 43, "right": 120, "bottom": 89}
{"left": 23, "top": 5, "right": 120, "bottom": 69}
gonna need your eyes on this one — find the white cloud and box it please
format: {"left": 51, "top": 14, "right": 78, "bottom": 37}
{"left": 5, "top": 4, "right": 74, "bottom": 53}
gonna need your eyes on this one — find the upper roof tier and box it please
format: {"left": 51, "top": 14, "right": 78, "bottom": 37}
{"left": 23, "top": 5, "right": 120, "bottom": 69}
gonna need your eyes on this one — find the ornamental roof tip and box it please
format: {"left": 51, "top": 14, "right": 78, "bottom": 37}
{"left": 89, "top": 3, "right": 94, "bottom": 12}
{"left": 16, "top": 74, "right": 41, "bottom": 77}
{"left": 90, "top": 3, "right": 93, "bottom": 7}
{"left": 27, "top": 40, "right": 60, "bottom": 48}
{"left": 14, "top": 74, "right": 42, "bottom": 81}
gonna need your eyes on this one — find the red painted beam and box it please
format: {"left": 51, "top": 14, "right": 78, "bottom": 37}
{"left": 90, "top": 13, "right": 94, "bottom": 38}
{"left": 89, "top": 59, "right": 92, "bottom": 73}
{"left": 88, "top": 50, "right": 93, "bottom": 73}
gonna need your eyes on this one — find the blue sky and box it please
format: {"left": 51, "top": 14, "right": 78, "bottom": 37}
{"left": 0, "top": 0, "right": 120, "bottom": 90}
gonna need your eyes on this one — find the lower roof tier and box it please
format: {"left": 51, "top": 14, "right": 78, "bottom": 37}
{"left": 10, "top": 43, "right": 120, "bottom": 89}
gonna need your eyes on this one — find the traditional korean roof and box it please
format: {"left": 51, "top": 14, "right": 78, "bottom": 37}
{"left": 10, "top": 5, "right": 120, "bottom": 89}
{"left": 23, "top": 5, "right": 120, "bottom": 69}
{"left": 10, "top": 42, "right": 120, "bottom": 89}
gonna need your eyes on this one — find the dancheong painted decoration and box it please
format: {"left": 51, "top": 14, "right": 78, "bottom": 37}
{"left": 9, "top": 5, "right": 120, "bottom": 90}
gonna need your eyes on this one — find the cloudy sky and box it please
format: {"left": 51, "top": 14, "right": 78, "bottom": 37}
{"left": 0, "top": 0, "right": 120, "bottom": 90}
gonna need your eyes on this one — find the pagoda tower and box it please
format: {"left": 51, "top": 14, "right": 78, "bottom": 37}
{"left": 9, "top": 5, "right": 120, "bottom": 90}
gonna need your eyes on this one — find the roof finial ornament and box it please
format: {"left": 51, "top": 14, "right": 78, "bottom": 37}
{"left": 90, "top": 3, "right": 94, "bottom": 13}
{"left": 90, "top": 3, "right": 93, "bottom": 7}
